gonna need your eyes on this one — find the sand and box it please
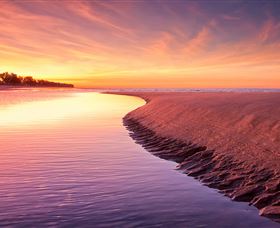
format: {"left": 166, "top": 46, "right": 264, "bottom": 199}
{"left": 113, "top": 92, "right": 280, "bottom": 223}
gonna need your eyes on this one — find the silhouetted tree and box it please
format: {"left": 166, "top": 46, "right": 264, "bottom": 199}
{"left": 0, "top": 72, "right": 73, "bottom": 87}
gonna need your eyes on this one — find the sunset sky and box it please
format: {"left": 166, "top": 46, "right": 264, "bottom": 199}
{"left": 0, "top": 0, "right": 280, "bottom": 88}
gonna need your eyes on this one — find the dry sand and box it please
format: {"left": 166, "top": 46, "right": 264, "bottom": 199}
{"left": 114, "top": 92, "right": 280, "bottom": 223}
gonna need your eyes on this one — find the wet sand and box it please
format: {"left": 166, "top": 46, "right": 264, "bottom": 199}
{"left": 113, "top": 92, "right": 280, "bottom": 223}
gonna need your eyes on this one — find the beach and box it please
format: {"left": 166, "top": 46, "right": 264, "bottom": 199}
{"left": 114, "top": 92, "right": 280, "bottom": 222}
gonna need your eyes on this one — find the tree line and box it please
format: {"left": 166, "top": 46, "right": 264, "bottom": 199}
{"left": 0, "top": 72, "right": 73, "bottom": 87}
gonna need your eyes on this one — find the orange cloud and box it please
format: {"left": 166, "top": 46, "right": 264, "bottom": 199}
{"left": 144, "top": 32, "right": 174, "bottom": 59}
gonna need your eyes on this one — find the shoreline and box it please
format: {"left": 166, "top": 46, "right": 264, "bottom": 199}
{"left": 112, "top": 91, "right": 280, "bottom": 223}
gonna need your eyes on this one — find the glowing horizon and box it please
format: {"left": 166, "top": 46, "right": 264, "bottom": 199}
{"left": 0, "top": 1, "right": 280, "bottom": 88}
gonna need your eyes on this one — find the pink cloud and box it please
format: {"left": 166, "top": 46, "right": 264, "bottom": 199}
{"left": 66, "top": 1, "right": 133, "bottom": 36}
{"left": 222, "top": 15, "right": 240, "bottom": 21}
{"left": 259, "top": 18, "right": 280, "bottom": 43}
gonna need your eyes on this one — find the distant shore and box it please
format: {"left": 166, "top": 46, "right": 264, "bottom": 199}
{"left": 0, "top": 72, "right": 74, "bottom": 88}
{"left": 113, "top": 91, "right": 280, "bottom": 223}
{"left": 0, "top": 85, "right": 74, "bottom": 90}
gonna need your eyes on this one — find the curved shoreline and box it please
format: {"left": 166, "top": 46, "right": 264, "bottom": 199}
{"left": 113, "top": 92, "right": 280, "bottom": 223}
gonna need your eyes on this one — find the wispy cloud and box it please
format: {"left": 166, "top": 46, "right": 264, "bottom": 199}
{"left": 221, "top": 15, "right": 240, "bottom": 21}
{"left": 259, "top": 18, "right": 280, "bottom": 43}
{"left": 183, "top": 25, "right": 212, "bottom": 57}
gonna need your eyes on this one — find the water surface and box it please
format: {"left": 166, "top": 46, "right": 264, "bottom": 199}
{"left": 0, "top": 90, "right": 277, "bottom": 227}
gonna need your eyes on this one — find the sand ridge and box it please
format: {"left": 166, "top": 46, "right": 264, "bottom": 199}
{"left": 113, "top": 92, "right": 280, "bottom": 223}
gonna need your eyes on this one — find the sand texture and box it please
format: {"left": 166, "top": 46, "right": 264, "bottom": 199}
{"left": 117, "top": 92, "right": 280, "bottom": 223}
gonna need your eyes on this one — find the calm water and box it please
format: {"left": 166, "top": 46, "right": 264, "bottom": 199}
{"left": 0, "top": 89, "right": 278, "bottom": 227}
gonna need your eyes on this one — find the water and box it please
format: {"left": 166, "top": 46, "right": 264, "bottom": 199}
{"left": 0, "top": 89, "right": 278, "bottom": 227}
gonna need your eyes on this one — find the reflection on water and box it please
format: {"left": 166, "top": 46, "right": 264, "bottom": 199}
{"left": 0, "top": 92, "right": 139, "bottom": 127}
{"left": 0, "top": 90, "right": 277, "bottom": 227}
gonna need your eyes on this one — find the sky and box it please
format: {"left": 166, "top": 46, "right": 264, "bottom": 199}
{"left": 0, "top": 0, "right": 280, "bottom": 88}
